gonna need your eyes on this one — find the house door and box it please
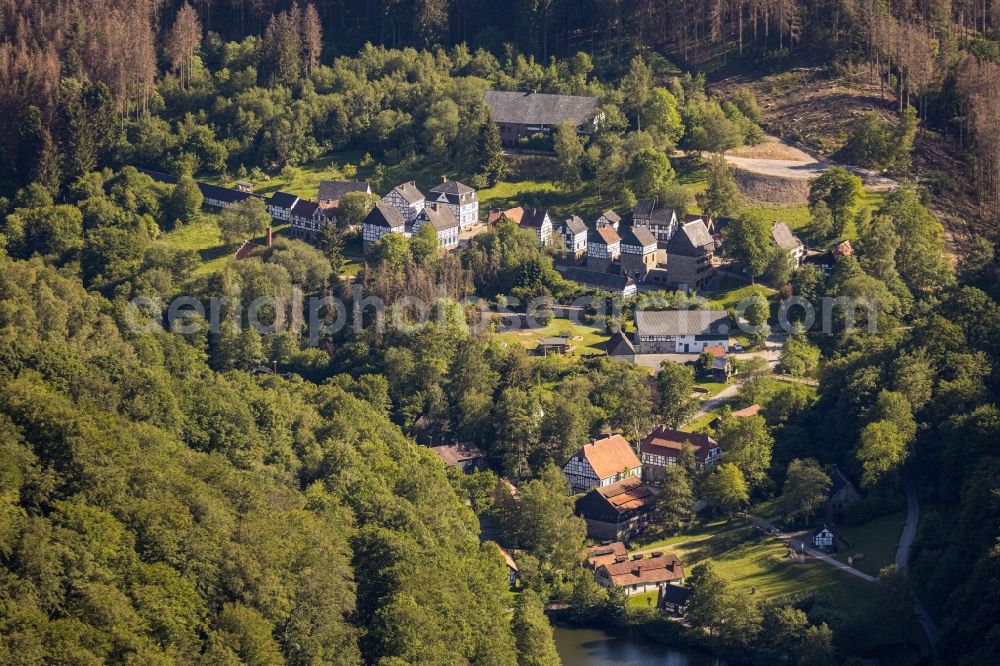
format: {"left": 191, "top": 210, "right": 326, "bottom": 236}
{"left": 683, "top": 343, "right": 689, "bottom": 353}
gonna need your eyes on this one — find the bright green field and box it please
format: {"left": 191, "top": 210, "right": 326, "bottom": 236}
{"left": 159, "top": 215, "right": 230, "bottom": 275}
{"left": 833, "top": 510, "right": 906, "bottom": 576}
{"left": 704, "top": 283, "right": 776, "bottom": 310}
{"left": 493, "top": 317, "right": 610, "bottom": 356}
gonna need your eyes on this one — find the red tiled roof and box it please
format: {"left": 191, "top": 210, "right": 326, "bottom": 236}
{"left": 595, "top": 476, "right": 655, "bottom": 512}
{"left": 587, "top": 542, "right": 628, "bottom": 570}
{"left": 703, "top": 345, "right": 727, "bottom": 358}
{"left": 598, "top": 552, "right": 684, "bottom": 587}
{"left": 730, "top": 404, "right": 763, "bottom": 418}
{"left": 596, "top": 226, "right": 621, "bottom": 244}
{"left": 574, "top": 435, "right": 641, "bottom": 480}
{"left": 641, "top": 429, "right": 718, "bottom": 463}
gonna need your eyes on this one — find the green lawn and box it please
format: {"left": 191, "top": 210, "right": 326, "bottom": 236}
{"left": 629, "top": 518, "right": 740, "bottom": 552}
{"left": 494, "top": 317, "right": 610, "bottom": 356}
{"left": 159, "top": 215, "right": 230, "bottom": 275}
{"left": 704, "top": 283, "right": 776, "bottom": 311}
{"left": 694, "top": 380, "right": 730, "bottom": 398}
{"left": 674, "top": 529, "right": 872, "bottom": 608}
{"left": 833, "top": 510, "right": 906, "bottom": 577}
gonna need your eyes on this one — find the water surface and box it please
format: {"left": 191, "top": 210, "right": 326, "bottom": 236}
{"left": 552, "top": 624, "right": 723, "bottom": 666}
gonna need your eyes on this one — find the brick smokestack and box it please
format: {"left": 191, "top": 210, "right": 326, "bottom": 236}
{"left": 266, "top": 226, "right": 273, "bottom": 247}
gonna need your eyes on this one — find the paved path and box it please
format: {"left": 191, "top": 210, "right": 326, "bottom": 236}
{"left": 897, "top": 472, "right": 941, "bottom": 648}
{"left": 748, "top": 514, "right": 876, "bottom": 582}
{"left": 688, "top": 384, "right": 741, "bottom": 423}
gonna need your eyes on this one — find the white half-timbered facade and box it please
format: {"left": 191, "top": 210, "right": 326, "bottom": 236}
{"left": 428, "top": 177, "right": 479, "bottom": 229}
{"left": 381, "top": 181, "right": 425, "bottom": 226}
{"left": 562, "top": 434, "right": 642, "bottom": 494}
{"left": 363, "top": 203, "right": 407, "bottom": 249}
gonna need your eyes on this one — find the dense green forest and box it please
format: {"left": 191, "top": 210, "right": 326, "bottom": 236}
{"left": 2, "top": 1, "right": 1000, "bottom": 665}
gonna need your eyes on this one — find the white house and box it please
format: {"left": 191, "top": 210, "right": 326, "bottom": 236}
{"left": 634, "top": 309, "right": 730, "bottom": 354}
{"left": 813, "top": 526, "right": 836, "bottom": 550}
{"left": 288, "top": 199, "right": 331, "bottom": 242}
{"left": 267, "top": 191, "right": 300, "bottom": 222}
{"left": 562, "top": 434, "right": 642, "bottom": 494}
{"left": 633, "top": 199, "right": 679, "bottom": 242}
{"left": 586, "top": 226, "right": 621, "bottom": 272}
{"left": 520, "top": 208, "right": 553, "bottom": 247}
{"left": 381, "top": 181, "right": 425, "bottom": 226}
{"left": 595, "top": 209, "right": 621, "bottom": 231}
{"left": 412, "top": 203, "right": 460, "bottom": 250}
{"left": 428, "top": 177, "right": 479, "bottom": 230}
{"left": 558, "top": 215, "right": 588, "bottom": 258}
{"left": 771, "top": 222, "right": 806, "bottom": 266}
{"left": 594, "top": 552, "right": 685, "bottom": 596}
{"left": 363, "top": 203, "right": 406, "bottom": 249}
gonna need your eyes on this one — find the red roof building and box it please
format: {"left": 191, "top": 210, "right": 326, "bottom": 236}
{"left": 640, "top": 428, "right": 720, "bottom": 482}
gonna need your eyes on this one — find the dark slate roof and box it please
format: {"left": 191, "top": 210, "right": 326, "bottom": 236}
{"left": 635, "top": 310, "right": 730, "bottom": 336}
{"left": 419, "top": 204, "right": 459, "bottom": 231}
{"left": 661, "top": 584, "right": 691, "bottom": 606}
{"left": 391, "top": 181, "right": 425, "bottom": 205}
{"left": 137, "top": 168, "right": 257, "bottom": 205}
{"left": 771, "top": 222, "right": 804, "bottom": 251}
{"left": 650, "top": 207, "right": 677, "bottom": 225}
{"left": 429, "top": 178, "right": 476, "bottom": 196}
{"left": 620, "top": 226, "right": 657, "bottom": 248}
{"left": 521, "top": 208, "right": 550, "bottom": 229}
{"left": 599, "top": 210, "right": 621, "bottom": 225}
{"left": 318, "top": 180, "right": 370, "bottom": 201}
{"left": 606, "top": 330, "right": 636, "bottom": 356}
{"left": 813, "top": 525, "right": 836, "bottom": 538}
{"left": 667, "top": 220, "right": 715, "bottom": 256}
{"left": 483, "top": 90, "right": 600, "bottom": 126}
{"left": 561, "top": 215, "right": 587, "bottom": 235}
{"left": 829, "top": 466, "right": 858, "bottom": 497}
{"left": 560, "top": 267, "right": 635, "bottom": 293}
{"left": 365, "top": 203, "right": 406, "bottom": 229}
{"left": 291, "top": 199, "right": 320, "bottom": 219}
{"left": 269, "top": 191, "right": 300, "bottom": 209}
{"left": 634, "top": 198, "right": 656, "bottom": 219}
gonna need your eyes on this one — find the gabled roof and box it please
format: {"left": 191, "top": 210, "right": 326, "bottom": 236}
{"left": 365, "top": 203, "right": 406, "bottom": 229}
{"left": 589, "top": 226, "right": 621, "bottom": 245}
{"left": 493, "top": 543, "right": 518, "bottom": 572}
{"left": 559, "top": 267, "right": 635, "bottom": 293}
{"left": 661, "top": 583, "right": 692, "bottom": 606}
{"left": 588, "top": 542, "right": 628, "bottom": 569}
{"left": 599, "top": 210, "right": 622, "bottom": 225}
{"left": 829, "top": 466, "right": 859, "bottom": 497}
{"left": 571, "top": 434, "right": 641, "bottom": 480}
{"left": 137, "top": 168, "right": 259, "bottom": 206}
{"left": 620, "top": 226, "right": 657, "bottom": 249}
{"left": 269, "top": 191, "right": 300, "bottom": 209}
{"left": 635, "top": 310, "right": 730, "bottom": 337}
{"left": 499, "top": 207, "right": 524, "bottom": 224}
{"left": 291, "top": 199, "right": 320, "bottom": 219}
{"left": 318, "top": 180, "right": 371, "bottom": 201}
{"left": 483, "top": 90, "right": 601, "bottom": 126}
{"left": 641, "top": 428, "right": 718, "bottom": 463}
{"left": 731, "top": 404, "right": 763, "bottom": 418}
{"left": 606, "top": 330, "right": 636, "bottom": 357}
{"left": 649, "top": 207, "right": 678, "bottom": 225}
{"left": 419, "top": 204, "right": 460, "bottom": 231}
{"left": 429, "top": 178, "right": 476, "bottom": 196}
{"left": 834, "top": 239, "right": 854, "bottom": 257}
{"left": 634, "top": 199, "right": 656, "bottom": 219}
{"left": 390, "top": 181, "right": 424, "bottom": 205}
{"left": 703, "top": 345, "right": 727, "bottom": 357}
{"left": 521, "top": 208, "right": 550, "bottom": 229}
{"left": 597, "top": 551, "right": 684, "bottom": 587}
{"left": 561, "top": 215, "right": 587, "bottom": 235}
{"left": 772, "top": 222, "right": 804, "bottom": 251}
{"left": 429, "top": 442, "right": 484, "bottom": 466}
{"left": 813, "top": 525, "right": 836, "bottom": 538}
{"left": 592, "top": 476, "right": 655, "bottom": 513}
{"left": 667, "top": 220, "right": 715, "bottom": 256}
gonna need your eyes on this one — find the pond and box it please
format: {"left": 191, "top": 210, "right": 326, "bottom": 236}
{"left": 552, "top": 624, "right": 724, "bottom": 666}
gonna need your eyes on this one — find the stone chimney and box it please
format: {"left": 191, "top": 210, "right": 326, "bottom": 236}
{"left": 266, "top": 226, "right": 273, "bottom": 247}
{"left": 442, "top": 175, "right": 448, "bottom": 183}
